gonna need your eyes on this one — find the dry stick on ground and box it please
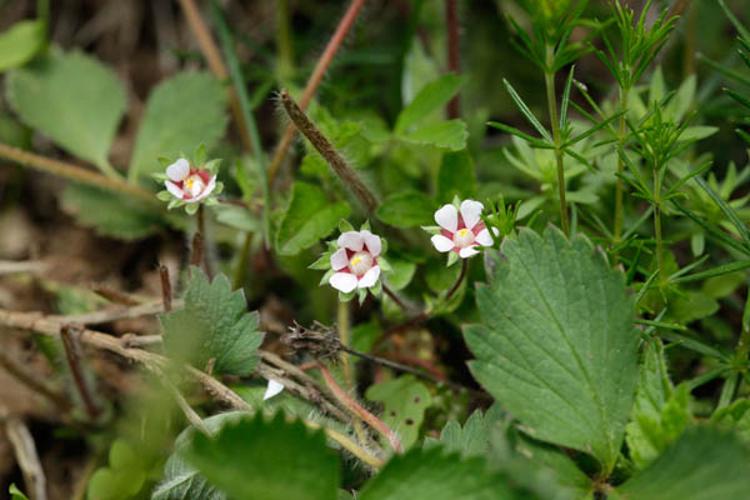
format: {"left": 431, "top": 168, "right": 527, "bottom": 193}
{"left": 91, "top": 284, "right": 141, "bottom": 306}
{"left": 51, "top": 300, "right": 178, "bottom": 326}
{"left": 0, "top": 349, "right": 71, "bottom": 412}
{"left": 0, "top": 260, "right": 49, "bottom": 276}
{"left": 60, "top": 324, "right": 102, "bottom": 421}
{"left": 177, "top": 0, "right": 254, "bottom": 153}
{"left": 445, "top": 0, "right": 461, "bottom": 118}
{"left": 318, "top": 363, "right": 403, "bottom": 454}
{"left": 267, "top": 0, "right": 367, "bottom": 185}
{"left": 0, "top": 142, "right": 157, "bottom": 205}
{"left": 3, "top": 411, "right": 48, "bottom": 500}
{"left": 0, "top": 309, "right": 383, "bottom": 469}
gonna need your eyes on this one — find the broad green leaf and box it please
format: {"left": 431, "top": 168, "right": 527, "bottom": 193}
{"left": 464, "top": 227, "right": 638, "bottom": 471}
{"left": 615, "top": 427, "right": 750, "bottom": 500}
{"left": 7, "top": 49, "right": 126, "bottom": 175}
{"left": 377, "top": 190, "right": 434, "bottom": 228}
{"left": 160, "top": 268, "right": 264, "bottom": 376}
{"left": 399, "top": 119, "right": 468, "bottom": 151}
{"left": 359, "top": 446, "right": 515, "bottom": 500}
{"left": 61, "top": 184, "right": 162, "bottom": 240}
{"left": 365, "top": 375, "right": 432, "bottom": 449}
{"left": 87, "top": 440, "right": 148, "bottom": 500}
{"left": 184, "top": 413, "right": 339, "bottom": 500}
{"left": 384, "top": 258, "right": 416, "bottom": 291}
{"left": 395, "top": 74, "right": 464, "bottom": 133}
{"left": 128, "top": 72, "right": 227, "bottom": 182}
{"left": 437, "top": 151, "right": 477, "bottom": 202}
{"left": 0, "top": 20, "right": 46, "bottom": 72}
{"left": 275, "top": 182, "right": 350, "bottom": 256}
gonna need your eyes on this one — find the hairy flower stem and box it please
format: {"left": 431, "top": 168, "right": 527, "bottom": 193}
{"left": 268, "top": 0, "right": 367, "bottom": 185}
{"left": 336, "top": 302, "right": 368, "bottom": 445}
{"left": 444, "top": 259, "right": 468, "bottom": 300}
{"left": 544, "top": 45, "right": 569, "bottom": 235}
{"left": 281, "top": 90, "right": 379, "bottom": 213}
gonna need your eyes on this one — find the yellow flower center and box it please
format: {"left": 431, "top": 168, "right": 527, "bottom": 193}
{"left": 453, "top": 228, "right": 475, "bottom": 248}
{"left": 349, "top": 251, "right": 374, "bottom": 276}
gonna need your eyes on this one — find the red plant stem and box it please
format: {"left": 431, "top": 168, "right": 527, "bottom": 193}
{"left": 444, "top": 258, "right": 467, "bottom": 301}
{"left": 318, "top": 363, "right": 403, "bottom": 453}
{"left": 159, "top": 264, "right": 172, "bottom": 313}
{"left": 60, "top": 324, "right": 101, "bottom": 421}
{"left": 445, "top": 0, "right": 460, "bottom": 118}
{"left": 268, "top": 0, "right": 367, "bottom": 184}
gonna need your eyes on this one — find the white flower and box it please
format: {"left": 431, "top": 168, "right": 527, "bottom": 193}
{"left": 263, "top": 379, "right": 285, "bottom": 401}
{"left": 164, "top": 158, "right": 217, "bottom": 203}
{"left": 328, "top": 229, "right": 383, "bottom": 293}
{"left": 430, "top": 199, "right": 498, "bottom": 258}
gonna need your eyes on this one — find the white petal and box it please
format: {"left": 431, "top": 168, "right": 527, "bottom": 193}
{"left": 337, "top": 231, "right": 364, "bottom": 251}
{"left": 460, "top": 199, "right": 484, "bottom": 230}
{"left": 431, "top": 234, "right": 455, "bottom": 253}
{"left": 361, "top": 230, "right": 382, "bottom": 257}
{"left": 329, "top": 272, "right": 358, "bottom": 293}
{"left": 358, "top": 265, "right": 381, "bottom": 289}
{"left": 434, "top": 204, "right": 458, "bottom": 232}
{"left": 166, "top": 158, "right": 190, "bottom": 181}
{"left": 459, "top": 246, "right": 480, "bottom": 259}
{"left": 165, "top": 181, "right": 184, "bottom": 199}
{"left": 330, "top": 248, "right": 348, "bottom": 271}
{"left": 475, "top": 228, "right": 494, "bottom": 247}
{"left": 193, "top": 175, "right": 217, "bottom": 201}
{"left": 263, "top": 379, "right": 284, "bottom": 400}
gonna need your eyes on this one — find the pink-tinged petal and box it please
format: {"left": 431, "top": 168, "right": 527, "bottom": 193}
{"left": 329, "top": 272, "right": 358, "bottom": 293}
{"left": 330, "top": 248, "right": 348, "bottom": 271}
{"left": 431, "top": 234, "right": 455, "bottom": 253}
{"left": 193, "top": 175, "right": 217, "bottom": 201}
{"left": 459, "top": 246, "right": 480, "bottom": 259}
{"left": 361, "top": 230, "right": 382, "bottom": 257}
{"left": 434, "top": 204, "right": 458, "bottom": 232}
{"left": 337, "top": 231, "right": 364, "bottom": 251}
{"left": 263, "top": 379, "right": 284, "bottom": 400}
{"left": 358, "top": 265, "right": 381, "bottom": 289}
{"left": 460, "top": 199, "right": 484, "bottom": 230}
{"left": 475, "top": 228, "right": 494, "bottom": 247}
{"left": 166, "top": 158, "right": 190, "bottom": 181}
{"left": 165, "top": 181, "right": 184, "bottom": 199}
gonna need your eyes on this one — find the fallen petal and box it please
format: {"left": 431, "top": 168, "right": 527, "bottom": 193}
{"left": 263, "top": 379, "right": 284, "bottom": 400}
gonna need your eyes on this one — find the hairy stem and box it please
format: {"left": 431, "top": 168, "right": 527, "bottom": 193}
{"left": 267, "top": 0, "right": 367, "bottom": 184}
{"left": 382, "top": 285, "right": 411, "bottom": 313}
{"left": 544, "top": 45, "right": 569, "bottom": 235}
{"left": 337, "top": 302, "right": 368, "bottom": 445}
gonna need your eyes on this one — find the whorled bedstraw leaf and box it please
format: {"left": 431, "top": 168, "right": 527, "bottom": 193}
{"left": 377, "top": 190, "right": 434, "bottom": 228}
{"left": 184, "top": 412, "right": 340, "bottom": 500}
{"left": 128, "top": 72, "right": 227, "bottom": 182}
{"left": 160, "top": 268, "right": 263, "bottom": 376}
{"left": 365, "top": 375, "right": 432, "bottom": 449}
{"left": 7, "top": 48, "right": 126, "bottom": 175}
{"left": 61, "top": 184, "right": 163, "bottom": 240}
{"left": 0, "top": 20, "right": 46, "bottom": 72}
{"left": 464, "top": 226, "right": 638, "bottom": 472}
{"left": 359, "top": 446, "right": 516, "bottom": 500}
{"left": 613, "top": 427, "right": 750, "bottom": 500}
{"left": 275, "top": 181, "right": 351, "bottom": 256}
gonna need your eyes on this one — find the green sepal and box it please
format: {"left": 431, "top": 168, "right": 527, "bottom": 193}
{"left": 156, "top": 190, "right": 172, "bottom": 202}
{"left": 204, "top": 158, "right": 222, "bottom": 173}
{"left": 185, "top": 203, "right": 199, "bottom": 215}
{"left": 338, "top": 219, "right": 355, "bottom": 233}
{"left": 357, "top": 288, "right": 368, "bottom": 305}
{"left": 422, "top": 225, "right": 442, "bottom": 235}
{"left": 360, "top": 219, "right": 372, "bottom": 231}
{"left": 193, "top": 143, "right": 207, "bottom": 165}
{"left": 447, "top": 251, "right": 459, "bottom": 267}
{"left": 378, "top": 257, "right": 392, "bottom": 273}
{"left": 319, "top": 268, "right": 335, "bottom": 286}
{"left": 157, "top": 156, "right": 173, "bottom": 168}
{"left": 310, "top": 252, "right": 333, "bottom": 271}
{"left": 339, "top": 290, "right": 356, "bottom": 302}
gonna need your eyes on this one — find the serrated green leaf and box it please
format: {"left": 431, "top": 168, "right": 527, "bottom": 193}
{"left": 184, "top": 413, "right": 339, "bottom": 500}
{"left": 437, "top": 151, "right": 477, "bottom": 202}
{"left": 464, "top": 227, "right": 638, "bottom": 472}
{"left": 712, "top": 399, "right": 750, "bottom": 445}
{"left": 376, "top": 190, "right": 434, "bottom": 228}
{"left": 160, "top": 268, "right": 264, "bottom": 376}
{"left": 399, "top": 119, "right": 468, "bottom": 151}
{"left": 614, "top": 427, "right": 750, "bottom": 500}
{"left": 61, "top": 183, "right": 163, "bottom": 240}
{"left": 395, "top": 74, "right": 464, "bottom": 133}
{"left": 360, "top": 446, "right": 515, "bottom": 500}
{"left": 366, "top": 375, "right": 432, "bottom": 449}
{"left": 276, "top": 182, "right": 351, "bottom": 256}
{"left": 427, "top": 404, "right": 504, "bottom": 458}
{"left": 7, "top": 49, "right": 125, "bottom": 175}
{"left": 0, "top": 20, "right": 46, "bottom": 72}
{"left": 128, "top": 72, "right": 227, "bottom": 182}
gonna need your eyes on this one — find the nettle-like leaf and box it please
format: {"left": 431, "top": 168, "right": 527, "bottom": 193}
{"left": 128, "top": 72, "right": 227, "bottom": 182}
{"left": 377, "top": 190, "right": 434, "bottom": 228}
{"left": 359, "top": 446, "right": 515, "bottom": 500}
{"left": 7, "top": 48, "right": 126, "bottom": 176}
{"left": 61, "top": 184, "right": 163, "bottom": 240}
{"left": 160, "top": 268, "right": 263, "bottom": 376}
{"left": 0, "top": 20, "right": 46, "bottom": 72}
{"left": 365, "top": 375, "right": 432, "bottom": 449}
{"left": 614, "top": 427, "right": 750, "bottom": 499}
{"left": 464, "top": 226, "right": 638, "bottom": 472}
{"left": 426, "top": 404, "right": 504, "bottom": 458}
{"left": 275, "top": 181, "right": 351, "bottom": 256}
{"left": 184, "top": 413, "right": 340, "bottom": 500}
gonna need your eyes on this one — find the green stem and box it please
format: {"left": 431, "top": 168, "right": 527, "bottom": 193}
{"left": 336, "top": 301, "right": 368, "bottom": 445}
{"left": 653, "top": 169, "right": 665, "bottom": 283}
{"left": 544, "top": 45, "right": 569, "bottom": 235}
{"left": 276, "top": 0, "right": 294, "bottom": 81}
{"left": 613, "top": 86, "right": 629, "bottom": 245}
